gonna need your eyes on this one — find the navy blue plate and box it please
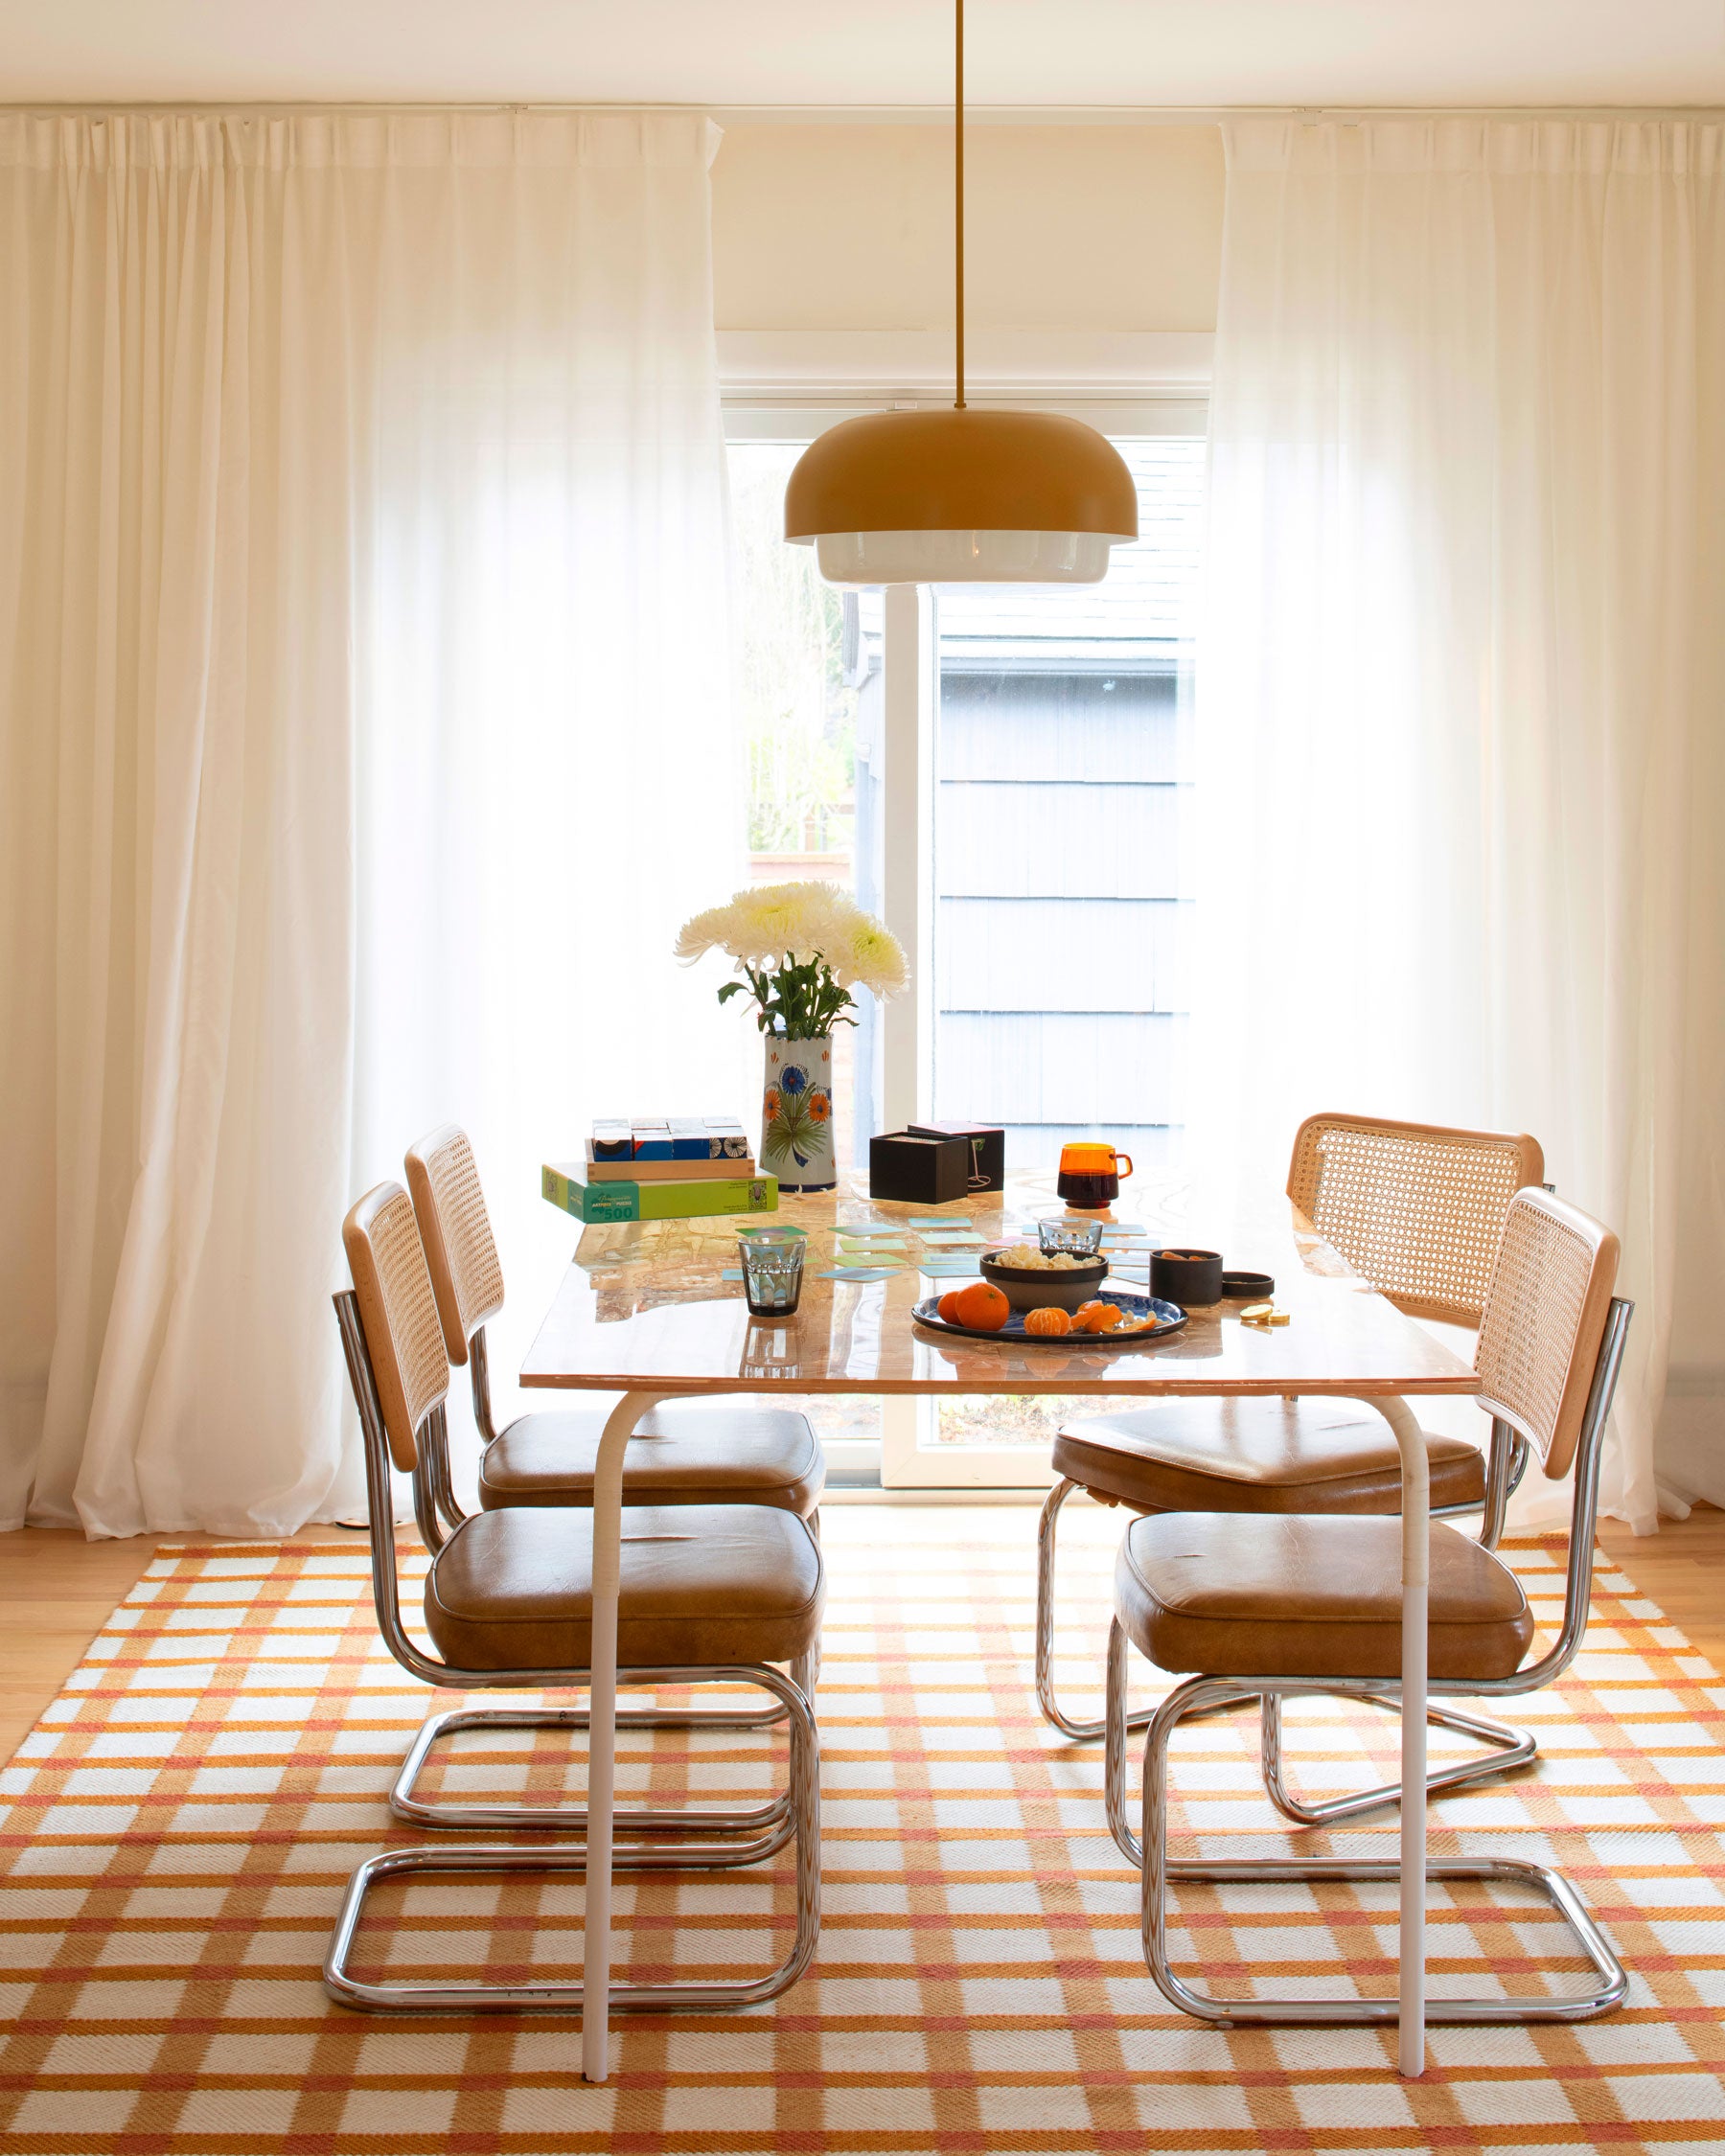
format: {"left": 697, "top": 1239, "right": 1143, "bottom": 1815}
{"left": 910, "top": 1288, "right": 1188, "bottom": 1347}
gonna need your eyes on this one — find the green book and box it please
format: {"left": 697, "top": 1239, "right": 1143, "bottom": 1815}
{"left": 542, "top": 1163, "right": 779, "bottom": 1224}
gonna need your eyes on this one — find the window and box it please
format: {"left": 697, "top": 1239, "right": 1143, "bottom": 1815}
{"left": 931, "top": 439, "right": 1205, "bottom": 1166}
{"left": 725, "top": 407, "right": 1207, "bottom": 1485}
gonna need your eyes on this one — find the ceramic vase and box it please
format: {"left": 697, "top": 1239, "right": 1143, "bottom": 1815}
{"left": 762, "top": 1033, "right": 836, "bottom": 1192}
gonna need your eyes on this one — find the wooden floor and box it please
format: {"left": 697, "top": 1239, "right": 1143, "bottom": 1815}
{"left": 0, "top": 1506, "right": 1719, "bottom": 1767}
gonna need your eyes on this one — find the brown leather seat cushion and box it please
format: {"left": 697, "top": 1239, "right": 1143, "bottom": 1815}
{"left": 1115, "top": 1512, "right": 1534, "bottom": 1683}
{"left": 425, "top": 1502, "right": 824, "bottom": 1673}
{"left": 479, "top": 1406, "right": 824, "bottom": 1519}
{"left": 1053, "top": 1396, "right": 1485, "bottom": 1516}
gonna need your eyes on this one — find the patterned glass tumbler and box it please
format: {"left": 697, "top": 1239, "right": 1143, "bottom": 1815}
{"left": 737, "top": 1227, "right": 808, "bottom": 1318}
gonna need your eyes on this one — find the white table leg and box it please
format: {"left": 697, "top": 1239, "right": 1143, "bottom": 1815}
{"left": 582, "top": 1388, "right": 671, "bottom": 2085}
{"left": 1366, "top": 1393, "right": 1429, "bottom": 2078}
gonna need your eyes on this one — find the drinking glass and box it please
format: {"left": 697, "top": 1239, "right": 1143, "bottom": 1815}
{"left": 737, "top": 1227, "right": 807, "bottom": 1317}
{"left": 1038, "top": 1218, "right": 1104, "bottom": 1259}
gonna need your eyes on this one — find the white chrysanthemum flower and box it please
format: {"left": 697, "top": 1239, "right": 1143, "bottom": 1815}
{"left": 831, "top": 914, "right": 911, "bottom": 998}
{"left": 674, "top": 880, "right": 908, "bottom": 1031}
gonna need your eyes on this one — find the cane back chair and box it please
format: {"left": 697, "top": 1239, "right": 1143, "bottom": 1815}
{"left": 404, "top": 1123, "right": 825, "bottom": 1530}
{"left": 1039, "top": 1113, "right": 1546, "bottom": 1811}
{"left": 1103, "top": 1185, "right": 1631, "bottom": 2028}
{"left": 328, "top": 1181, "right": 822, "bottom": 2014}
{"left": 403, "top": 1122, "right": 825, "bottom": 1754}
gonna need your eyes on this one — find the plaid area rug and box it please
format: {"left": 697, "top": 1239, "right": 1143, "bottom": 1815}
{"left": 1, "top": 1505, "right": 1722, "bottom": 2155}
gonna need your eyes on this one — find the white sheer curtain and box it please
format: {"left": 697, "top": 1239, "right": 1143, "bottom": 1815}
{"left": 1, "top": 111, "right": 742, "bottom": 1537}
{"left": 1191, "top": 119, "right": 1725, "bottom": 1533}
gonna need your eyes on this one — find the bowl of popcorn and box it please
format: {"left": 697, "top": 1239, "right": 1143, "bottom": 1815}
{"left": 978, "top": 1240, "right": 1111, "bottom": 1312}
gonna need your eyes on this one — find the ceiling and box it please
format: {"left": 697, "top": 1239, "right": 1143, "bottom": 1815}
{"left": 2, "top": 0, "right": 1721, "bottom": 109}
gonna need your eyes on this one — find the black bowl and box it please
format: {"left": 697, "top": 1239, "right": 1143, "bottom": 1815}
{"left": 978, "top": 1251, "right": 1110, "bottom": 1313}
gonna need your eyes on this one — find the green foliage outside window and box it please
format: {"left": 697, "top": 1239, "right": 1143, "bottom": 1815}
{"left": 729, "top": 447, "right": 857, "bottom": 858}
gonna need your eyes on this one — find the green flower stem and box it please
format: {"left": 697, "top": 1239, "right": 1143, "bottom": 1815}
{"left": 718, "top": 952, "right": 859, "bottom": 1039}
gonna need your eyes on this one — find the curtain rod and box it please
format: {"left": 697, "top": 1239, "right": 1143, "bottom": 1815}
{"left": 6, "top": 101, "right": 1722, "bottom": 126}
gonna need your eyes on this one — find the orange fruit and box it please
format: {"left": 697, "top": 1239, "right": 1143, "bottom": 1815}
{"left": 937, "top": 1289, "right": 966, "bottom": 1324}
{"left": 1024, "top": 1305, "right": 1072, "bottom": 1337}
{"left": 1074, "top": 1299, "right": 1123, "bottom": 1334}
{"left": 954, "top": 1280, "right": 1010, "bottom": 1332}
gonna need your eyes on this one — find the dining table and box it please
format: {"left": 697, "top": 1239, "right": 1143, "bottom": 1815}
{"left": 519, "top": 1167, "right": 1481, "bottom": 2084}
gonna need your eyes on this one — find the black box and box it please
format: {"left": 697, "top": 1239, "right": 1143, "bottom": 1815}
{"left": 908, "top": 1120, "right": 1005, "bottom": 1195}
{"left": 869, "top": 1131, "right": 972, "bottom": 1206}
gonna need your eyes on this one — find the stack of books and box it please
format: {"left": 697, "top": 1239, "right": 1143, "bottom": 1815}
{"left": 543, "top": 1117, "right": 779, "bottom": 1224}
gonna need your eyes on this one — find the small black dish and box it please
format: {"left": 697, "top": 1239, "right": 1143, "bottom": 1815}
{"left": 1221, "top": 1269, "right": 1276, "bottom": 1300}
{"left": 1149, "top": 1247, "right": 1225, "bottom": 1306}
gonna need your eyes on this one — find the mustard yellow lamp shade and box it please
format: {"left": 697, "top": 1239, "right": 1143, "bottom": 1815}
{"left": 784, "top": 406, "right": 1139, "bottom": 586}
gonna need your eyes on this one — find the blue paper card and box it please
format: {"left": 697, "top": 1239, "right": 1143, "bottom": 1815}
{"left": 910, "top": 1216, "right": 972, "bottom": 1227}
{"left": 818, "top": 1266, "right": 899, "bottom": 1283}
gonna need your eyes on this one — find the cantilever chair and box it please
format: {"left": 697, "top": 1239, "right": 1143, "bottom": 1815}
{"left": 402, "top": 1122, "right": 825, "bottom": 1762}
{"left": 329, "top": 1181, "right": 822, "bottom": 2014}
{"left": 1104, "top": 1185, "right": 1631, "bottom": 2028}
{"left": 1039, "top": 1113, "right": 1546, "bottom": 1813}
{"left": 403, "top": 1124, "right": 824, "bottom": 1533}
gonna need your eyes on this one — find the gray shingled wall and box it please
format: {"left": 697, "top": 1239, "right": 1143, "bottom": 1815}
{"left": 930, "top": 438, "right": 1206, "bottom": 1171}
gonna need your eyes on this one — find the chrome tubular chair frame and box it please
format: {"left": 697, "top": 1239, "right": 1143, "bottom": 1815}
{"left": 332, "top": 1291, "right": 819, "bottom": 1962}
{"left": 325, "top": 1660, "right": 822, "bottom": 2015}
{"left": 1101, "top": 1299, "right": 1632, "bottom": 2028}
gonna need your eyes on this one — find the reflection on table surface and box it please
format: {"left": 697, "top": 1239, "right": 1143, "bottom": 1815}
{"left": 520, "top": 1168, "right": 1477, "bottom": 1399}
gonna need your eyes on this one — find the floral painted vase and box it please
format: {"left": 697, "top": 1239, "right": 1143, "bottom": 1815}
{"left": 761, "top": 1033, "right": 835, "bottom": 1193}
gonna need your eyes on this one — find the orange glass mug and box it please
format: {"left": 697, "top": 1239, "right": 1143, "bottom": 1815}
{"left": 1057, "top": 1141, "right": 1134, "bottom": 1209}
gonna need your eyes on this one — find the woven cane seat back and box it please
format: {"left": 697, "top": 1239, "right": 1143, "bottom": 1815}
{"left": 1474, "top": 1188, "right": 1619, "bottom": 1481}
{"left": 342, "top": 1182, "right": 450, "bottom": 1472}
{"left": 405, "top": 1123, "right": 506, "bottom": 1365}
{"left": 1286, "top": 1112, "right": 1546, "bottom": 1328}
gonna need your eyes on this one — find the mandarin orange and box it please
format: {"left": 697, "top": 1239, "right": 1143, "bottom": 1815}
{"left": 1024, "top": 1305, "right": 1072, "bottom": 1337}
{"left": 953, "top": 1280, "right": 1010, "bottom": 1332}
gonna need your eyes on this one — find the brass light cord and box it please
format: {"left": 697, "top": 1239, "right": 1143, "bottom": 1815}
{"left": 954, "top": 0, "right": 965, "bottom": 410}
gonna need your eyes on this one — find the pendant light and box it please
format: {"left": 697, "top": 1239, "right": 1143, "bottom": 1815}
{"left": 784, "top": 0, "right": 1138, "bottom": 585}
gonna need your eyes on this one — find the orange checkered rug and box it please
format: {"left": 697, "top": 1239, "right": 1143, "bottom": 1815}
{"left": 1, "top": 1505, "right": 1722, "bottom": 2154}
